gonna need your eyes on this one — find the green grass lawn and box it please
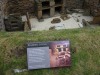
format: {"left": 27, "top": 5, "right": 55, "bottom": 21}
{"left": 0, "top": 27, "right": 100, "bottom": 75}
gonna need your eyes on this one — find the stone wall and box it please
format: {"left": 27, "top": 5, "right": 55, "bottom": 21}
{"left": 5, "top": 0, "right": 100, "bottom": 16}
{"left": 0, "top": 0, "right": 7, "bottom": 31}
{"left": 7, "top": 0, "right": 34, "bottom": 15}
{"left": 6, "top": 0, "right": 85, "bottom": 15}
{"left": 85, "top": 0, "right": 100, "bottom": 16}
{"left": 66, "top": 0, "right": 84, "bottom": 9}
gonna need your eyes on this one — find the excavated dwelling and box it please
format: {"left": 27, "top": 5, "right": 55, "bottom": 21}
{"left": 0, "top": 0, "right": 100, "bottom": 31}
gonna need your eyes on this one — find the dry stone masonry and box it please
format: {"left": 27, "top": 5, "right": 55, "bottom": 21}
{"left": 5, "top": 0, "right": 100, "bottom": 19}
{"left": 34, "top": 0, "right": 66, "bottom": 21}
{"left": 85, "top": 0, "right": 100, "bottom": 16}
{"left": 7, "top": 0, "right": 34, "bottom": 15}
{"left": 0, "top": 0, "right": 4, "bottom": 31}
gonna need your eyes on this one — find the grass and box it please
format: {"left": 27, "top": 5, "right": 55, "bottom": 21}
{"left": 0, "top": 27, "right": 100, "bottom": 75}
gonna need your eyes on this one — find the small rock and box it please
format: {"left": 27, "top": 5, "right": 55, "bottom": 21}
{"left": 51, "top": 18, "right": 61, "bottom": 24}
{"left": 49, "top": 26, "right": 55, "bottom": 30}
{"left": 60, "top": 13, "right": 70, "bottom": 21}
{"left": 13, "top": 69, "right": 27, "bottom": 73}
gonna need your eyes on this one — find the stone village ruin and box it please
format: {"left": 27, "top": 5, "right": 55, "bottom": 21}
{"left": 0, "top": 0, "right": 100, "bottom": 31}
{"left": 35, "top": 0, "right": 66, "bottom": 21}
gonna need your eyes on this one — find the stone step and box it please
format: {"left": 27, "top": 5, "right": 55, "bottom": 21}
{"left": 11, "top": 27, "right": 19, "bottom": 29}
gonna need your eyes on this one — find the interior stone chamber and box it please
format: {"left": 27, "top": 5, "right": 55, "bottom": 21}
{"left": 34, "top": 0, "right": 66, "bottom": 21}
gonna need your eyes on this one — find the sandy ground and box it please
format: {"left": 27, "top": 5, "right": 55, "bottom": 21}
{"left": 29, "top": 12, "right": 93, "bottom": 31}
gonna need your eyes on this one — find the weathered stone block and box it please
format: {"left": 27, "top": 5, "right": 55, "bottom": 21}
{"left": 50, "top": 7, "right": 55, "bottom": 17}
{"left": 38, "top": 11, "right": 42, "bottom": 19}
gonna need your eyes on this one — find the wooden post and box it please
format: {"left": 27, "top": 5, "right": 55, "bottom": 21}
{"left": 26, "top": 12, "right": 31, "bottom": 30}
